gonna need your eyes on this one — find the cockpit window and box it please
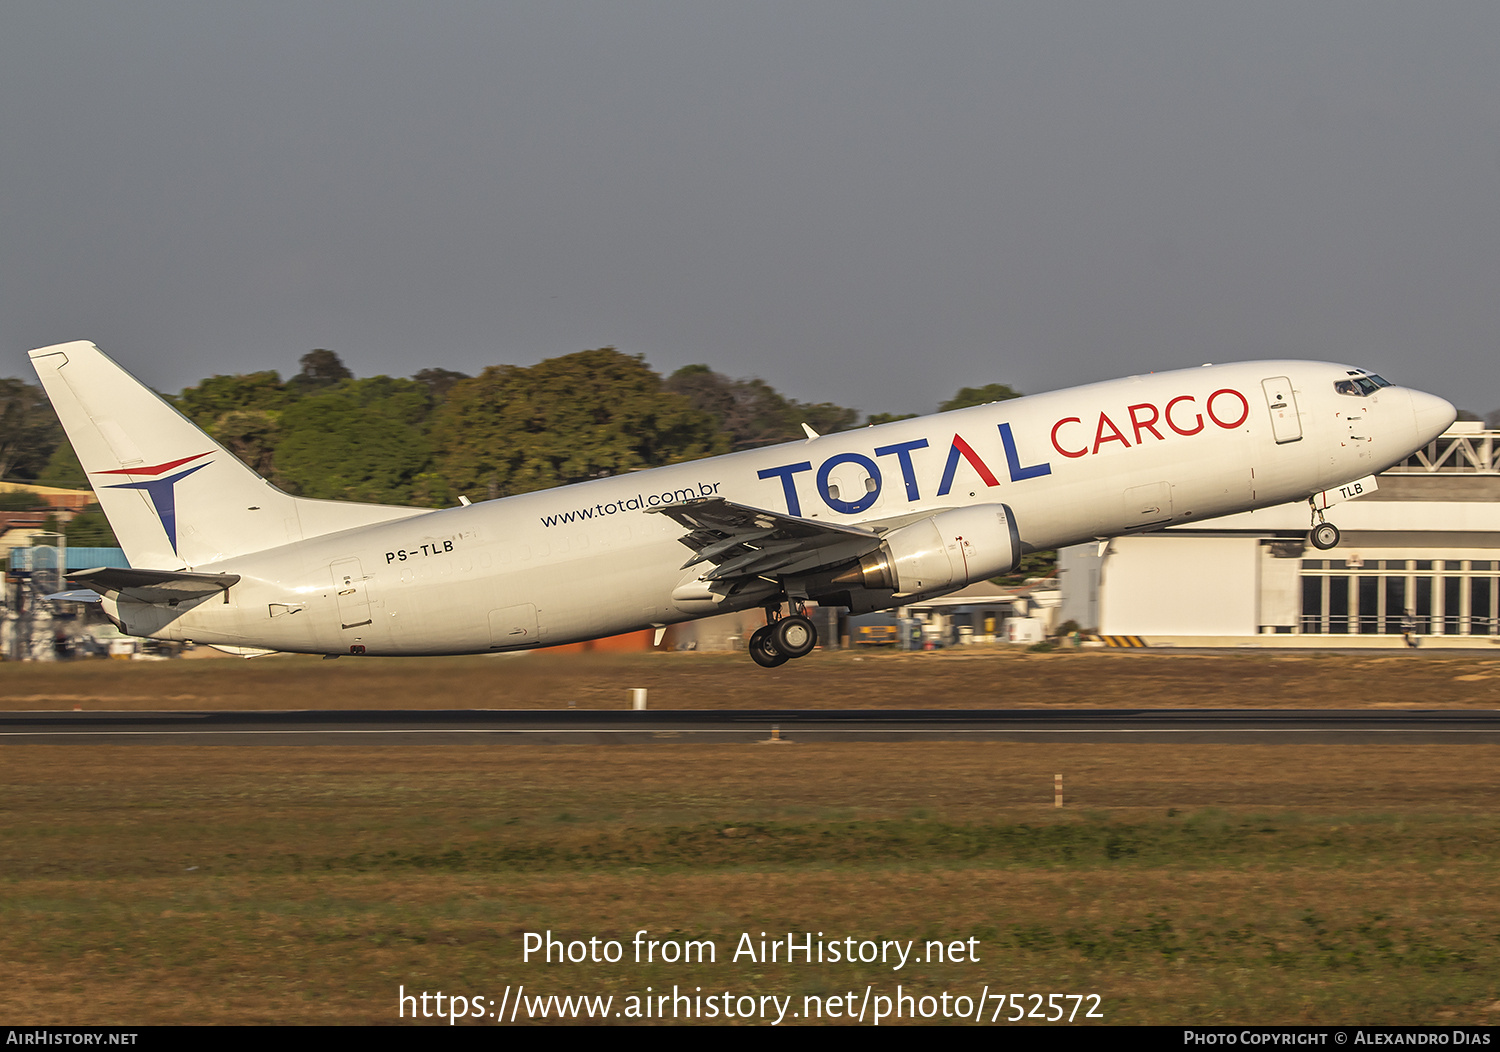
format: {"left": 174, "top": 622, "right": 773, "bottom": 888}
{"left": 1335, "top": 371, "right": 1391, "bottom": 397}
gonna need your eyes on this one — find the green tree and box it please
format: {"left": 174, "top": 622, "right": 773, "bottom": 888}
{"left": 273, "top": 377, "right": 436, "bottom": 503}
{"left": 665, "top": 366, "right": 786, "bottom": 449}
{"left": 412, "top": 367, "right": 470, "bottom": 401}
{"left": 437, "top": 349, "right": 725, "bottom": 498}
{"left": 172, "top": 371, "right": 291, "bottom": 428}
{"left": 0, "top": 378, "right": 63, "bottom": 481}
{"left": 939, "top": 383, "right": 1023, "bottom": 413}
{"left": 288, "top": 349, "right": 353, "bottom": 393}
{"left": 0, "top": 489, "right": 43, "bottom": 511}
{"left": 864, "top": 412, "right": 919, "bottom": 426}
{"left": 796, "top": 400, "right": 860, "bottom": 437}
{"left": 989, "top": 549, "right": 1057, "bottom": 586}
{"left": 65, "top": 504, "right": 118, "bottom": 547}
{"left": 213, "top": 409, "right": 283, "bottom": 477}
{"left": 665, "top": 365, "right": 859, "bottom": 449}
{"left": 170, "top": 372, "right": 295, "bottom": 478}
{"left": 36, "top": 439, "right": 88, "bottom": 490}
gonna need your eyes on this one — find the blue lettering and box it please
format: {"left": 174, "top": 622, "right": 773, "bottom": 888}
{"left": 758, "top": 462, "right": 813, "bottom": 516}
{"left": 816, "top": 452, "right": 881, "bottom": 514}
{"left": 873, "top": 439, "right": 928, "bottom": 501}
{"left": 999, "top": 422, "right": 1051, "bottom": 481}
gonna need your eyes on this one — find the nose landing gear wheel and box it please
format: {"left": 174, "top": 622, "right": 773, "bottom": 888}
{"left": 1310, "top": 522, "right": 1340, "bottom": 550}
{"left": 748, "top": 624, "right": 790, "bottom": 668}
{"left": 772, "top": 614, "right": 817, "bottom": 659}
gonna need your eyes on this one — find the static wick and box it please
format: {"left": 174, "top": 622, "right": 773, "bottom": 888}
{"left": 1054, "top": 773, "right": 1063, "bottom": 808}
{"left": 631, "top": 688, "right": 647, "bottom": 711}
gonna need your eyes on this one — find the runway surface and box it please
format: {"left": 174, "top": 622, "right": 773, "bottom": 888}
{"left": 4, "top": 708, "right": 1500, "bottom": 745}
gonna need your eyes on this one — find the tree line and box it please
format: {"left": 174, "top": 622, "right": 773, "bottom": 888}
{"left": 1, "top": 347, "right": 1022, "bottom": 545}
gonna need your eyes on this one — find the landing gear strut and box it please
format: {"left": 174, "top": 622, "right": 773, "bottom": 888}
{"left": 747, "top": 603, "right": 818, "bottom": 668}
{"left": 1307, "top": 499, "right": 1341, "bottom": 551}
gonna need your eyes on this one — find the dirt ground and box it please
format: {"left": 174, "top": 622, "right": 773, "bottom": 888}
{"left": 3, "top": 646, "right": 1500, "bottom": 711}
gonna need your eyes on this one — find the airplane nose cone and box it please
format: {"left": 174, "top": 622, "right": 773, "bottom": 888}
{"left": 1409, "top": 389, "right": 1457, "bottom": 444}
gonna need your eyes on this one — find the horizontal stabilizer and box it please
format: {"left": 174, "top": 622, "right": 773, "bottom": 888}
{"left": 42, "top": 589, "right": 104, "bottom": 603}
{"left": 68, "top": 566, "right": 241, "bottom": 604}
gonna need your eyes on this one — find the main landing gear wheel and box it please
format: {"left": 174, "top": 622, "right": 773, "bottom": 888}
{"left": 1310, "top": 522, "right": 1341, "bottom": 550}
{"left": 748, "top": 625, "right": 790, "bottom": 668}
{"left": 772, "top": 614, "right": 818, "bottom": 659}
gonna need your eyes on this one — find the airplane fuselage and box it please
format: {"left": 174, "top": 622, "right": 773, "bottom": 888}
{"left": 107, "top": 359, "right": 1452, "bottom": 655}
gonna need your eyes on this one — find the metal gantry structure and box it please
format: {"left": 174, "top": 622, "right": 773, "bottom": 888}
{"left": 1389, "top": 427, "right": 1499, "bottom": 474}
{"left": 3, "top": 544, "right": 128, "bottom": 661}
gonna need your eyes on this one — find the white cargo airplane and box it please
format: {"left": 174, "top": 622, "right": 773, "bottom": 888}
{"left": 31, "top": 341, "right": 1454, "bottom": 666}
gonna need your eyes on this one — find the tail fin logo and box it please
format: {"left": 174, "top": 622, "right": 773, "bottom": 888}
{"left": 94, "top": 452, "right": 214, "bottom": 556}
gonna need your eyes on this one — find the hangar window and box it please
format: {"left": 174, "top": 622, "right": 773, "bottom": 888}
{"left": 1301, "top": 559, "right": 1498, "bottom": 636}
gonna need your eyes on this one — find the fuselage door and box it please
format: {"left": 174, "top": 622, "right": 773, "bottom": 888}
{"left": 1261, "top": 376, "right": 1303, "bottom": 444}
{"left": 331, "top": 557, "right": 372, "bottom": 630}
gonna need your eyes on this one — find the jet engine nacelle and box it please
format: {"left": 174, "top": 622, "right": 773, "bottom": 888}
{"left": 834, "top": 503, "right": 1020, "bottom": 598}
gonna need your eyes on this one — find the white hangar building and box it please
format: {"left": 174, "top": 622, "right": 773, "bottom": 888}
{"left": 1058, "top": 423, "right": 1500, "bottom": 646}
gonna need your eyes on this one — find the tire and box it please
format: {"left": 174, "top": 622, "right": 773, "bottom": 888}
{"left": 772, "top": 615, "right": 817, "bottom": 659}
{"left": 1310, "top": 523, "right": 1340, "bottom": 550}
{"left": 749, "top": 625, "right": 789, "bottom": 668}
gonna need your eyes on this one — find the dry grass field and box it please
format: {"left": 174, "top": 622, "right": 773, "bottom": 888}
{"left": 2, "top": 645, "right": 1500, "bottom": 711}
{"left": 3, "top": 649, "right": 1500, "bottom": 1025}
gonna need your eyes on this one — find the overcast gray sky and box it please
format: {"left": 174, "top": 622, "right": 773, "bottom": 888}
{"left": 3, "top": 2, "right": 1497, "bottom": 418}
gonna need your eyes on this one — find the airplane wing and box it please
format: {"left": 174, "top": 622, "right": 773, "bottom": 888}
{"left": 67, "top": 566, "right": 241, "bottom": 604}
{"left": 647, "top": 497, "right": 882, "bottom": 582}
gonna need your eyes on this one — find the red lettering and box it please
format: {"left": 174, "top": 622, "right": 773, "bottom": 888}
{"left": 1092, "top": 412, "right": 1131, "bottom": 454}
{"left": 1165, "top": 395, "right": 1203, "bottom": 436}
{"left": 949, "top": 434, "right": 1000, "bottom": 486}
{"left": 1050, "top": 417, "right": 1087, "bottom": 459}
{"left": 1127, "top": 403, "right": 1163, "bottom": 444}
{"left": 1207, "top": 388, "right": 1250, "bottom": 429}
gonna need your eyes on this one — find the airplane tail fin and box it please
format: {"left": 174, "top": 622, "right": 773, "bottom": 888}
{"left": 29, "top": 341, "right": 427, "bottom": 569}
